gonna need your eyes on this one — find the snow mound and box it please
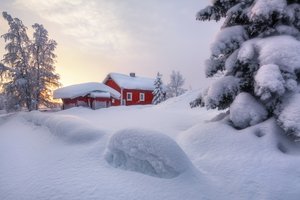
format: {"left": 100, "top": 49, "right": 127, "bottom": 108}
{"left": 230, "top": 93, "right": 268, "bottom": 129}
{"left": 25, "top": 112, "right": 104, "bottom": 143}
{"left": 105, "top": 128, "right": 194, "bottom": 179}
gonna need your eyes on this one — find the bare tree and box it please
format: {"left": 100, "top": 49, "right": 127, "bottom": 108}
{"left": 166, "top": 70, "right": 187, "bottom": 98}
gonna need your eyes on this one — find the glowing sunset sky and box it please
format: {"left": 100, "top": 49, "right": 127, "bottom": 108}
{"left": 0, "top": 0, "right": 220, "bottom": 88}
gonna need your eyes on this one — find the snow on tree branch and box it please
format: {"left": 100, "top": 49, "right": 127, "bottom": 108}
{"left": 1, "top": 12, "right": 60, "bottom": 111}
{"left": 196, "top": 0, "right": 300, "bottom": 140}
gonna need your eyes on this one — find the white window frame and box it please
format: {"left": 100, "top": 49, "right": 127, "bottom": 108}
{"left": 139, "top": 93, "right": 145, "bottom": 101}
{"left": 127, "top": 92, "right": 133, "bottom": 101}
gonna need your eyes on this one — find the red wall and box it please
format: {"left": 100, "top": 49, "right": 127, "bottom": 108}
{"left": 105, "top": 79, "right": 121, "bottom": 92}
{"left": 110, "top": 98, "right": 121, "bottom": 106}
{"left": 62, "top": 96, "right": 112, "bottom": 109}
{"left": 123, "top": 89, "right": 153, "bottom": 106}
{"left": 104, "top": 79, "right": 121, "bottom": 106}
{"left": 63, "top": 96, "right": 89, "bottom": 105}
{"left": 104, "top": 78, "right": 154, "bottom": 106}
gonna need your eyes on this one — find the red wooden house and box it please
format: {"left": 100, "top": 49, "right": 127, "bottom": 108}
{"left": 103, "top": 73, "right": 155, "bottom": 106}
{"left": 53, "top": 82, "right": 120, "bottom": 110}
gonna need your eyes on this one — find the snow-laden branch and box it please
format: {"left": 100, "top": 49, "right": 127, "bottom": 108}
{"left": 0, "top": 63, "right": 15, "bottom": 77}
{"left": 0, "top": 63, "right": 11, "bottom": 72}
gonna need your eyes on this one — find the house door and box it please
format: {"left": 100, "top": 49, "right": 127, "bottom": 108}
{"left": 93, "top": 101, "right": 107, "bottom": 109}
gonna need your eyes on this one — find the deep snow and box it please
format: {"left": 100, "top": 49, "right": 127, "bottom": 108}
{"left": 1, "top": 90, "right": 300, "bottom": 200}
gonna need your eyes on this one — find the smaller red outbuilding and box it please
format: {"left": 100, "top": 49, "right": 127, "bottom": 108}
{"left": 103, "top": 73, "right": 156, "bottom": 106}
{"left": 53, "top": 82, "right": 120, "bottom": 110}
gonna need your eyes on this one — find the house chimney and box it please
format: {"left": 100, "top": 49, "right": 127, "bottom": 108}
{"left": 130, "top": 72, "right": 136, "bottom": 77}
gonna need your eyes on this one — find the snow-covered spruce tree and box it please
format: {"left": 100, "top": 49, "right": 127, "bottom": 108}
{"left": 166, "top": 70, "right": 187, "bottom": 98}
{"left": 0, "top": 12, "right": 60, "bottom": 111}
{"left": 152, "top": 72, "right": 165, "bottom": 105}
{"left": 197, "top": 0, "right": 300, "bottom": 139}
{"left": 1, "top": 12, "right": 33, "bottom": 111}
{"left": 30, "top": 23, "right": 60, "bottom": 110}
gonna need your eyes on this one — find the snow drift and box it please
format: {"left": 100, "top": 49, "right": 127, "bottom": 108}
{"left": 105, "top": 129, "right": 194, "bottom": 179}
{"left": 25, "top": 112, "right": 104, "bottom": 143}
{"left": 178, "top": 116, "right": 300, "bottom": 199}
{"left": 0, "top": 113, "right": 14, "bottom": 126}
{"left": 155, "top": 89, "right": 202, "bottom": 110}
{"left": 3, "top": 89, "right": 300, "bottom": 199}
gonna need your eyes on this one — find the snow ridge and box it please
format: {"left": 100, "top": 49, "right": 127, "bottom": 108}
{"left": 25, "top": 112, "right": 104, "bottom": 143}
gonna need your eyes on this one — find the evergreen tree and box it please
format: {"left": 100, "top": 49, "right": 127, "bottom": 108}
{"left": 0, "top": 12, "right": 60, "bottom": 111}
{"left": 166, "top": 70, "right": 187, "bottom": 98}
{"left": 1, "top": 12, "right": 33, "bottom": 111}
{"left": 31, "top": 23, "right": 60, "bottom": 109}
{"left": 152, "top": 72, "right": 165, "bottom": 105}
{"left": 197, "top": 0, "right": 300, "bottom": 139}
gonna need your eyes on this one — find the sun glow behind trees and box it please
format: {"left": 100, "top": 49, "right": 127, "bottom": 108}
{"left": 0, "top": 0, "right": 220, "bottom": 89}
{"left": 0, "top": 12, "right": 60, "bottom": 111}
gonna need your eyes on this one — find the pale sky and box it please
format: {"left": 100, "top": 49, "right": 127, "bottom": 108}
{"left": 0, "top": 0, "right": 220, "bottom": 89}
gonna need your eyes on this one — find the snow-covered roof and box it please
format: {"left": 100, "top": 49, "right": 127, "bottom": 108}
{"left": 104, "top": 73, "right": 155, "bottom": 90}
{"left": 53, "top": 82, "right": 120, "bottom": 99}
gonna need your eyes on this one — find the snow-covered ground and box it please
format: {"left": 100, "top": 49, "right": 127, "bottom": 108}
{"left": 1, "top": 90, "right": 300, "bottom": 200}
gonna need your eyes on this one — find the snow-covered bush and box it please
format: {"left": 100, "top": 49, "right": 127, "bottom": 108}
{"left": 105, "top": 128, "right": 193, "bottom": 179}
{"left": 230, "top": 93, "right": 268, "bottom": 129}
{"left": 197, "top": 1, "right": 300, "bottom": 139}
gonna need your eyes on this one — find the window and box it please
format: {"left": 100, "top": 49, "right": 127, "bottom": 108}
{"left": 139, "top": 93, "right": 145, "bottom": 101}
{"left": 127, "top": 92, "right": 132, "bottom": 101}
